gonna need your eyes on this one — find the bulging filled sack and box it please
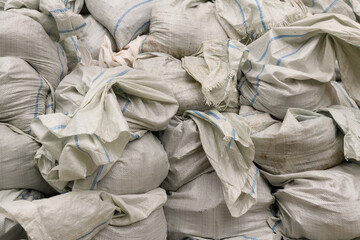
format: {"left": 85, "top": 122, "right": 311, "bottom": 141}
{"left": 240, "top": 106, "right": 344, "bottom": 174}
{"left": 0, "top": 57, "right": 50, "bottom": 134}
{"left": 239, "top": 14, "right": 360, "bottom": 119}
{"left": 133, "top": 52, "right": 210, "bottom": 115}
{"left": 85, "top": 0, "right": 153, "bottom": 50}
{"left": 142, "top": 0, "right": 228, "bottom": 59}
{"left": 0, "top": 124, "right": 54, "bottom": 195}
{"left": 264, "top": 161, "right": 360, "bottom": 240}
{"left": 93, "top": 208, "right": 167, "bottom": 240}
{"left": 0, "top": 11, "right": 68, "bottom": 88}
{"left": 78, "top": 14, "right": 117, "bottom": 60}
{"left": 165, "top": 172, "right": 278, "bottom": 240}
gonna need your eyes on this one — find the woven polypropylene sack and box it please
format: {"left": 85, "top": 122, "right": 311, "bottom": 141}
{"left": 133, "top": 52, "right": 209, "bottom": 115}
{"left": 142, "top": 0, "right": 228, "bottom": 59}
{"left": 85, "top": 0, "right": 153, "bottom": 50}
{"left": 0, "top": 124, "right": 54, "bottom": 195}
{"left": 240, "top": 106, "right": 344, "bottom": 174}
{"left": 0, "top": 11, "right": 67, "bottom": 88}
{"left": 0, "top": 57, "right": 50, "bottom": 134}
{"left": 78, "top": 14, "right": 117, "bottom": 60}
{"left": 165, "top": 172, "right": 278, "bottom": 240}
{"left": 159, "top": 116, "right": 213, "bottom": 191}
{"left": 264, "top": 161, "right": 360, "bottom": 240}
{"left": 93, "top": 208, "right": 166, "bottom": 240}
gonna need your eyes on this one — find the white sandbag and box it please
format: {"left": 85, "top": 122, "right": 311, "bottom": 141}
{"left": 0, "top": 11, "right": 68, "bottom": 88}
{"left": 216, "top": 0, "right": 308, "bottom": 41}
{"left": 302, "top": 0, "right": 359, "bottom": 21}
{"left": 78, "top": 14, "right": 117, "bottom": 60}
{"left": 0, "top": 188, "right": 167, "bottom": 240}
{"left": 31, "top": 66, "right": 177, "bottom": 191}
{"left": 240, "top": 106, "right": 344, "bottom": 174}
{"left": 182, "top": 39, "right": 246, "bottom": 111}
{"left": 0, "top": 123, "right": 54, "bottom": 195}
{"left": 165, "top": 172, "right": 278, "bottom": 240}
{"left": 37, "top": 132, "right": 169, "bottom": 194}
{"left": 93, "top": 208, "right": 166, "bottom": 240}
{"left": 239, "top": 14, "right": 360, "bottom": 119}
{"left": 264, "top": 161, "right": 360, "bottom": 240}
{"left": 181, "top": 110, "right": 256, "bottom": 217}
{"left": 60, "top": 36, "right": 82, "bottom": 71}
{"left": 5, "top": 0, "right": 85, "bottom": 41}
{"left": 159, "top": 116, "right": 213, "bottom": 191}
{"left": 133, "top": 52, "right": 211, "bottom": 115}
{"left": 85, "top": 0, "right": 153, "bottom": 50}
{"left": 0, "top": 57, "right": 50, "bottom": 134}
{"left": 0, "top": 189, "right": 44, "bottom": 240}
{"left": 142, "top": 0, "right": 228, "bottom": 59}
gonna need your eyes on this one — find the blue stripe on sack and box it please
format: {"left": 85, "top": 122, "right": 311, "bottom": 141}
{"left": 128, "top": 20, "right": 150, "bottom": 43}
{"left": 45, "top": 104, "right": 54, "bottom": 110}
{"left": 76, "top": 219, "right": 110, "bottom": 240}
{"left": 94, "top": 134, "right": 111, "bottom": 163}
{"left": 244, "top": 60, "right": 252, "bottom": 75}
{"left": 49, "top": 6, "right": 72, "bottom": 16}
{"left": 254, "top": 0, "right": 266, "bottom": 31}
{"left": 74, "top": 135, "right": 94, "bottom": 162}
{"left": 241, "top": 235, "right": 258, "bottom": 240}
{"left": 250, "top": 32, "right": 255, "bottom": 40}
{"left": 49, "top": 125, "right": 67, "bottom": 130}
{"left": 332, "top": 81, "right": 355, "bottom": 108}
{"left": 238, "top": 78, "right": 248, "bottom": 91}
{"left": 192, "top": 110, "right": 219, "bottom": 129}
{"left": 241, "top": 112, "right": 265, "bottom": 118}
{"left": 234, "top": 0, "right": 248, "bottom": 35}
{"left": 113, "top": 0, "right": 153, "bottom": 36}
{"left": 250, "top": 130, "right": 260, "bottom": 135}
{"left": 272, "top": 220, "right": 281, "bottom": 231}
{"left": 131, "top": 133, "right": 140, "bottom": 139}
{"left": 92, "top": 70, "right": 106, "bottom": 84}
{"left": 323, "top": 0, "right": 339, "bottom": 13}
{"left": 255, "top": 64, "right": 265, "bottom": 90}
{"left": 310, "top": 0, "right": 315, "bottom": 7}
{"left": 249, "top": 167, "right": 259, "bottom": 195}
{"left": 121, "top": 94, "right": 131, "bottom": 113}
{"left": 70, "top": 36, "right": 79, "bottom": 52}
{"left": 64, "top": 0, "right": 68, "bottom": 6}
{"left": 257, "top": 33, "right": 309, "bottom": 63}
{"left": 56, "top": 44, "right": 64, "bottom": 81}
{"left": 105, "top": 69, "right": 131, "bottom": 84}
{"left": 90, "top": 165, "right": 104, "bottom": 190}
{"left": 141, "top": 35, "right": 148, "bottom": 53}
{"left": 228, "top": 43, "right": 241, "bottom": 51}
{"left": 227, "top": 129, "right": 237, "bottom": 148}
{"left": 250, "top": 93, "right": 259, "bottom": 106}
{"left": 58, "top": 22, "right": 86, "bottom": 34}
{"left": 34, "top": 74, "right": 43, "bottom": 119}
{"left": 276, "top": 37, "right": 312, "bottom": 66}
{"left": 350, "top": 43, "right": 360, "bottom": 49}
{"left": 205, "top": 111, "right": 222, "bottom": 120}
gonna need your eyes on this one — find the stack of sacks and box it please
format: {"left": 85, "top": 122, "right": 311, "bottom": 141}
{"left": 0, "top": 3, "right": 79, "bottom": 195}
{"left": 0, "top": 189, "right": 167, "bottom": 240}
{"left": 159, "top": 110, "right": 279, "bottom": 239}
{"left": 28, "top": 65, "right": 178, "bottom": 238}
